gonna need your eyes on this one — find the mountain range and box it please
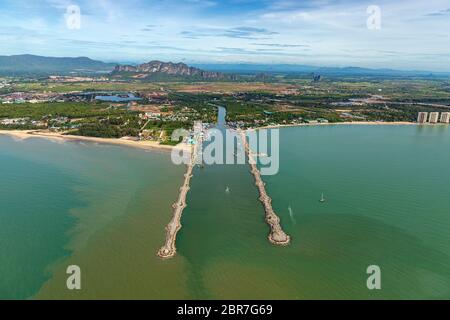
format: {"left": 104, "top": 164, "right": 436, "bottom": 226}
{"left": 0, "top": 54, "right": 448, "bottom": 78}
{"left": 112, "top": 60, "right": 235, "bottom": 80}
{"left": 0, "top": 54, "right": 115, "bottom": 75}
{"left": 192, "top": 63, "right": 450, "bottom": 77}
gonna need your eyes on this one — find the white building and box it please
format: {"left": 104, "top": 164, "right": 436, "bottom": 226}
{"left": 417, "top": 112, "right": 428, "bottom": 123}
{"left": 440, "top": 112, "right": 450, "bottom": 123}
{"left": 140, "top": 112, "right": 161, "bottom": 120}
{"left": 0, "top": 118, "right": 28, "bottom": 125}
{"left": 429, "top": 112, "right": 439, "bottom": 124}
{"left": 146, "top": 112, "right": 161, "bottom": 120}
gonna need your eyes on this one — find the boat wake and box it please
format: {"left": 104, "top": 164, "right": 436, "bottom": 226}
{"left": 288, "top": 206, "right": 296, "bottom": 225}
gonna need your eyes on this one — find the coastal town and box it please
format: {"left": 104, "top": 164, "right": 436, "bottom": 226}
{"left": 2, "top": 69, "right": 450, "bottom": 149}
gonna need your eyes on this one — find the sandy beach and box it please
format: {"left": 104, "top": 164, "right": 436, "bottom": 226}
{"left": 0, "top": 130, "right": 191, "bottom": 153}
{"left": 0, "top": 122, "right": 436, "bottom": 151}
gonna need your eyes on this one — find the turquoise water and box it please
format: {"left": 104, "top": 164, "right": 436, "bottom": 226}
{"left": 262, "top": 125, "right": 450, "bottom": 299}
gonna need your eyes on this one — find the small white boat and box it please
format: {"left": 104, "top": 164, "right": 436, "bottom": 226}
{"left": 225, "top": 187, "right": 231, "bottom": 193}
{"left": 319, "top": 193, "right": 326, "bottom": 203}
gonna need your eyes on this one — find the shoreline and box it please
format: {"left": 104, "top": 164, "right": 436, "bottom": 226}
{"left": 0, "top": 130, "right": 190, "bottom": 153}
{"left": 1, "top": 122, "right": 441, "bottom": 151}
{"left": 253, "top": 121, "right": 420, "bottom": 130}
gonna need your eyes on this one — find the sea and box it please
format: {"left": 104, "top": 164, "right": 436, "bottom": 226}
{"left": 1, "top": 118, "right": 449, "bottom": 299}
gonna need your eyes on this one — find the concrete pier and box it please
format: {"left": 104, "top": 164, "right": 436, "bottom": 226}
{"left": 240, "top": 130, "right": 291, "bottom": 246}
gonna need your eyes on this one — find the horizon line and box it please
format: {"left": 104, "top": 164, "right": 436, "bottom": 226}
{"left": 2, "top": 53, "right": 450, "bottom": 75}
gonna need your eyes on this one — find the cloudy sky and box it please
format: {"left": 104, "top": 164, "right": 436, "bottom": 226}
{"left": 1, "top": 0, "right": 449, "bottom": 70}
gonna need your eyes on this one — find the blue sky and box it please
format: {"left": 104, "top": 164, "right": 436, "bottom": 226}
{"left": 1, "top": 0, "right": 449, "bottom": 71}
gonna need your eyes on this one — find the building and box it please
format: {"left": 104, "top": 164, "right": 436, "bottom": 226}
{"left": 146, "top": 112, "right": 161, "bottom": 120}
{"left": 429, "top": 112, "right": 439, "bottom": 124}
{"left": 417, "top": 112, "right": 428, "bottom": 123}
{"left": 0, "top": 118, "right": 28, "bottom": 125}
{"left": 193, "top": 121, "right": 203, "bottom": 134}
{"left": 440, "top": 112, "right": 450, "bottom": 124}
{"left": 140, "top": 112, "right": 161, "bottom": 120}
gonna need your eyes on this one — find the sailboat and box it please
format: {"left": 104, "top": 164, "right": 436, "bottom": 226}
{"left": 319, "top": 193, "right": 326, "bottom": 203}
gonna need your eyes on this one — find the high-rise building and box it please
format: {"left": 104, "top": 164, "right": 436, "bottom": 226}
{"left": 440, "top": 112, "right": 450, "bottom": 123}
{"left": 417, "top": 112, "right": 428, "bottom": 123}
{"left": 429, "top": 112, "right": 439, "bottom": 124}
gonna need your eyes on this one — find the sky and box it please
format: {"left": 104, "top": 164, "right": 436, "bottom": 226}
{"left": 0, "top": 0, "right": 449, "bottom": 71}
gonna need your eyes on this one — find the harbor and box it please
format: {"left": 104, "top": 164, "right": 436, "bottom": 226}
{"left": 157, "top": 105, "right": 291, "bottom": 259}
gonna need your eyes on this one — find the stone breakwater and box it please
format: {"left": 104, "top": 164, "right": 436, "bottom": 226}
{"left": 239, "top": 130, "right": 291, "bottom": 246}
{"left": 157, "top": 145, "right": 197, "bottom": 259}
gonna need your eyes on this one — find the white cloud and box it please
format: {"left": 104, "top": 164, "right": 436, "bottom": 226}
{"left": 0, "top": 0, "right": 449, "bottom": 70}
